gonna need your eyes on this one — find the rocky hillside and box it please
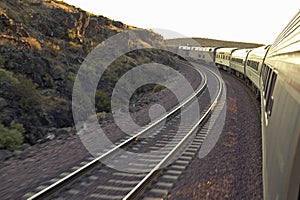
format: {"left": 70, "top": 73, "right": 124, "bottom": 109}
{"left": 0, "top": 0, "right": 175, "bottom": 148}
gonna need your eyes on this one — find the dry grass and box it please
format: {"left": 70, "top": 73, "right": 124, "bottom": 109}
{"left": 46, "top": 41, "right": 61, "bottom": 51}
{"left": 69, "top": 41, "right": 82, "bottom": 49}
{"left": 20, "top": 37, "right": 42, "bottom": 50}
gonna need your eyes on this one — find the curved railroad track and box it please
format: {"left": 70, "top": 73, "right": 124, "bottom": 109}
{"left": 25, "top": 63, "right": 225, "bottom": 200}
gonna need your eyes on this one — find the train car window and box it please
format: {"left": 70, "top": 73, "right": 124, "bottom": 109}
{"left": 264, "top": 68, "right": 272, "bottom": 98}
{"left": 265, "top": 72, "right": 277, "bottom": 117}
{"left": 262, "top": 66, "right": 266, "bottom": 85}
{"left": 247, "top": 60, "right": 259, "bottom": 71}
{"left": 264, "top": 65, "right": 269, "bottom": 83}
{"left": 261, "top": 64, "right": 267, "bottom": 85}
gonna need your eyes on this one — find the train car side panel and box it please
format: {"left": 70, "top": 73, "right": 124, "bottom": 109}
{"left": 215, "top": 48, "right": 237, "bottom": 69}
{"left": 245, "top": 45, "right": 269, "bottom": 90}
{"left": 261, "top": 10, "right": 300, "bottom": 200}
{"left": 230, "top": 49, "right": 251, "bottom": 77}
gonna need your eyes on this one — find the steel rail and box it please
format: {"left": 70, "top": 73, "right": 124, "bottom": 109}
{"left": 27, "top": 64, "right": 207, "bottom": 200}
{"left": 123, "top": 66, "right": 224, "bottom": 200}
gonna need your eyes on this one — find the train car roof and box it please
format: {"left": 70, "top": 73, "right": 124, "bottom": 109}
{"left": 247, "top": 45, "right": 270, "bottom": 58}
{"left": 268, "top": 10, "right": 300, "bottom": 57}
{"left": 216, "top": 47, "right": 238, "bottom": 53}
{"left": 232, "top": 48, "right": 252, "bottom": 54}
{"left": 231, "top": 49, "right": 252, "bottom": 57}
{"left": 264, "top": 10, "right": 300, "bottom": 95}
{"left": 202, "top": 47, "right": 216, "bottom": 51}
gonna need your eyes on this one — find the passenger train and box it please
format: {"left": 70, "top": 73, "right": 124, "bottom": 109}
{"left": 178, "top": 10, "right": 300, "bottom": 200}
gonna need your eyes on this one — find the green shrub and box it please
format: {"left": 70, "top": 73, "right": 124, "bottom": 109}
{"left": 87, "top": 112, "right": 107, "bottom": 122}
{"left": 23, "top": 15, "right": 29, "bottom": 26}
{"left": 16, "top": 74, "right": 41, "bottom": 111}
{"left": 152, "top": 84, "right": 165, "bottom": 93}
{"left": 0, "top": 55, "right": 4, "bottom": 67}
{"left": 95, "top": 91, "right": 111, "bottom": 112}
{"left": 0, "top": 68, "right": 20, "bottom": 99}
{"left": 7, "top": 61, "right": 14, "bottom": 69}
{"left": 0, "top": 122, "right": 24, "bottom": 151}
{"left": 0, "top": 98, "right": 8, "bottom": 122}
{"left": 0, "top": 69, "right": 42, "bottom": 128}
{"left": 96, "top": 112, "right": 107, "bottom": 119}
{"left": 66, "top": 72, "right": 76, "bottom": 92}
{"left": 0, "top": 69, "right": 41, "bottom": 108}
{"left": 0, "top": 98, "right": 6, "bottom": 108}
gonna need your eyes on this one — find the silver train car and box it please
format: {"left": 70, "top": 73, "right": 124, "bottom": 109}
{"left": 215, "top": 47, "right": 237, "bottom": 70}
{"left": 187, "top": 46, "right": 219, "bottom": 65}
{"left": 177, "top": 10, "right": 300, "bottom": 199}
{"left": 245, "top": 45, "right": 270, "bottom": 97}
{"left": 260, "top": 11, "right": 300, "bottom": 200}
{"left": 230, "top": 48, "right": 252, "bottom": 78}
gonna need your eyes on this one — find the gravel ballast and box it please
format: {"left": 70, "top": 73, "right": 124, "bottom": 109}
{"left": 166, "top": 70, "right": 262, "bottom": 199}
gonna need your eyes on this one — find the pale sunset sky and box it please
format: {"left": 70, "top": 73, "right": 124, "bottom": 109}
{"left": 64, "top": 0, "right": 299, "bottom": 44}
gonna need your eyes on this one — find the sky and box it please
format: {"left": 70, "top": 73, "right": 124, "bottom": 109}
{"left": 63, "top": 0, "right": 300, "bottom": 44}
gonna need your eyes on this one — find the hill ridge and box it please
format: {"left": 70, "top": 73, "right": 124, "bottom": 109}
{"left": 166, "top": 37, "right": 264, "bottom": 49}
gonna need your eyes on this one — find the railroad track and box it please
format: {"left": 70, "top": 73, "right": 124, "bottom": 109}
{"left": 25, "top": 64, "right": 225, "bottom": 200}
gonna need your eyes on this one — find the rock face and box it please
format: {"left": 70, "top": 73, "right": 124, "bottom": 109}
{"left": 0, "top": 0, "right": 173, "bottom": 145}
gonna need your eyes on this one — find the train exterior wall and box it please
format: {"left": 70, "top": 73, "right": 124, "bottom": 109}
{"left": 245, "top": 46, "right": 269, "bottom": 89}
{"left": 230, "top": 49, "right": 252, "bottom": 76}
{"left": 187, "top": 47, "right": 217, "bottom": 65}
{"left": 215, "top": 48, "right": 237, "bottom": 68}
{"left": 261, "top": 11, "right": 300, "bottom": 200}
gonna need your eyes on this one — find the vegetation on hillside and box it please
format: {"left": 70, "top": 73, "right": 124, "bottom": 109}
{"left": 0, "top": 0, "right": 175, "bottom": 148}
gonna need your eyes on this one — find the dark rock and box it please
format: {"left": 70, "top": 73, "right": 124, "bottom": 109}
{"left": 0, "top": 149, "right": 13, "bottom": 161}
{"left": 22, "top": 143, "right": 31, "bottom": 150}
{"left": 0, "top": 13, "right": 13, "bottom": 29}
{"left": 13, "top": 150, "right": 23, "bottom": 158}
